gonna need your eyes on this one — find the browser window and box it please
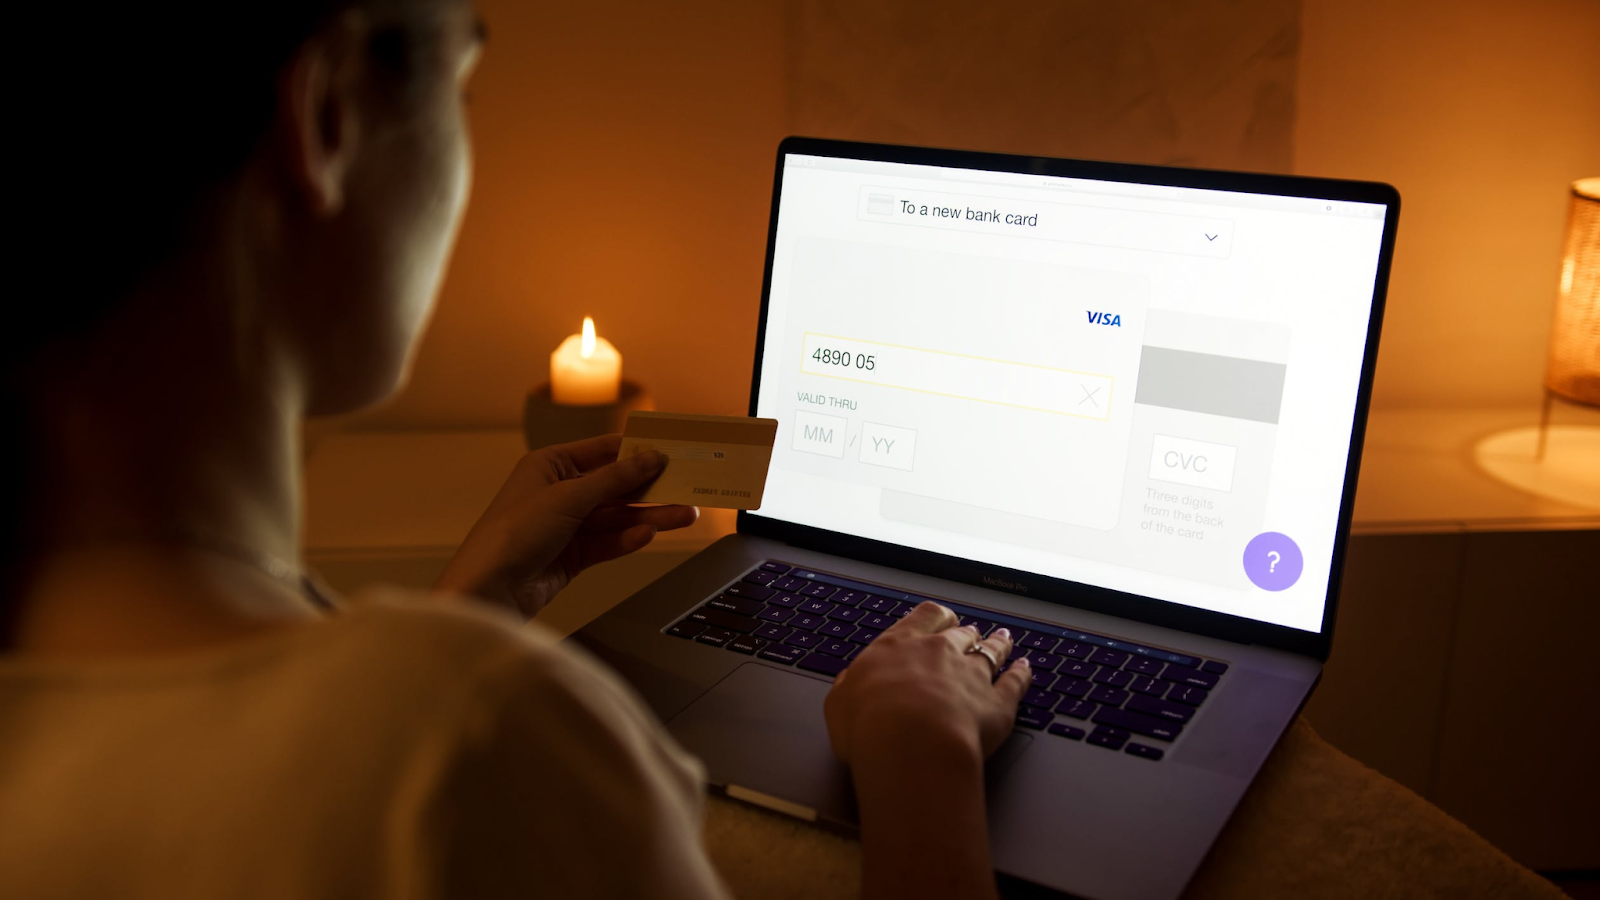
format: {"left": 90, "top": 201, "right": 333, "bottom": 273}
{"left": 752, "top": 153, "right": 1388, "bottom": 633}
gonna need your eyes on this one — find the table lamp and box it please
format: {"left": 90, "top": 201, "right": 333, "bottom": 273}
{"left": 1474, "top": 177, "right": 1600, "bottom": 510}
{"left": 1544, "top": 178, "right": 1600, "bottom": 414}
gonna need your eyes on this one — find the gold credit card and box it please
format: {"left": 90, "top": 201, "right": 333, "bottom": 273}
{"left": 618, "top": 412, "right": 779, "bottom": 509}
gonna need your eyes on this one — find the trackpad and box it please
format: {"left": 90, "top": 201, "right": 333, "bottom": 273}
{"left": 666, "top": 663, "right": 857, "bottom": 825}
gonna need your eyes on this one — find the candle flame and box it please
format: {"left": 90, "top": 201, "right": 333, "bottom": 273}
{"left": 581, "top": 317, "right": 596, "bottom": 358}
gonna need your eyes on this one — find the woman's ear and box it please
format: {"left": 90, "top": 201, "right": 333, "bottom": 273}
{"left": 276, "top": 11, "right": 370, "bottom": 217}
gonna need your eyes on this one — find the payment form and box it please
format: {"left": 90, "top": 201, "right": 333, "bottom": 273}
{"left": 753, "top": 154, "right": 1388, "bottom": 633}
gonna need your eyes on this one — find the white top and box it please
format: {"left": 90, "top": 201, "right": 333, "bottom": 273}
{"left": 0, "top": 592, "right": 732, "bottom": 899}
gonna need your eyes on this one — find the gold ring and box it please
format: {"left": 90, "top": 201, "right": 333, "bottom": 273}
{"left": 966, "top": 643, "right": 1002, "bottom": 676}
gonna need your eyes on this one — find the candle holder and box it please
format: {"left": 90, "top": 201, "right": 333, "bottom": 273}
{"left": 522, "top": 379, "right": 653, "bottom": 450}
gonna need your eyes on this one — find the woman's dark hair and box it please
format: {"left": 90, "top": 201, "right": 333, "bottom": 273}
{"left": 3, "top": 1, "right": 440, "bottom": 639}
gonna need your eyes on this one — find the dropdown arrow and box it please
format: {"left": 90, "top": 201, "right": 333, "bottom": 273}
{"left": 1205, "top": 233, "right": 1218, "bottom": 242}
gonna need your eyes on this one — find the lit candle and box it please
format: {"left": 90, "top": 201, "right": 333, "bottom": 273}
{"left": 550, "top": 316, "right": 622, "bottom": 405}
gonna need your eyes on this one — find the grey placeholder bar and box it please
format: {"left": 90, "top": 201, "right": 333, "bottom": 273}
{"left": 1133, "top": 347, "right": 1287, "bottom": 424}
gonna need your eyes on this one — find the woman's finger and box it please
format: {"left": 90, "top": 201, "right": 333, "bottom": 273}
{"left": 552, "top": 450, "right": 667, "bottom": 514}
{"left": 971, "top": 627, "right": 1014, "bottom": 679}
{"left": 580, "top": 503, "right": 699, "bottom": 534}
{"left": 993, "top": 656, "right": 1030, "bottom": 708}
{"left": 895, "top": 600, "right": 960, "bottom": 635}
{"left": 541, "top": 433, "right": 626, "bottom": 474}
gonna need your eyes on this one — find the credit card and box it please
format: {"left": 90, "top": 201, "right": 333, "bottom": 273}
{"left": 618, "top": 412, "right": 779, "bottom": 509}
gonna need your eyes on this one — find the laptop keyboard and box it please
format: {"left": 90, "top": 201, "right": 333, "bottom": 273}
{"left": 663, "top": 561, "right": 1230, "bottom": 763}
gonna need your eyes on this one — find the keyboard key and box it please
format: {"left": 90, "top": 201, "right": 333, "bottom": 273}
{"left": 695, "top": 628, "right": 734, "bottom": 648}
{"left": 666, "top": 621, "right": 704, "bottom": 639}
{"left": 1201, "top": 660, "right": 1229, "bottom": 675}
{"left": 1087, "top": 686, "right": 1130, "bottom": 707}
{"left": 1125, "top": 743, "right": 1164, "bottom": 761}
{"left": 861, "top": 613, "right": 894, "bottom": 630}
{"left": 1092, "top": 668, "right": 1133, "bottom": 688}
{"left": 790, "top": 613, "right": 825, "bottom": 631}
{"left": 1059, "top": 660, "right": 1097, "bottom": 679}
{"left": 1030, "top": 669, "right": 1058, "bottom": 690}
{"left": 828, "top": 606, "right": 864, "bottom": 623}
{"left": 1023, "top": 687, "right": 1063, "bottom": 710}
{"left": 1016, "top": 705, "right": 1053, "bottom": 730}
{"left": 860, "top": 596, "right": 898, "bottom": 613}
{"left": 758, "top": 644, "right": 805, "bottom": 665}
{"left": 1023, "top": 651, "right": 1063, "bottom": 670}
{"left": 819, "top": 638, "right": 854, "bottom": 658}
{"left": 725, "top": 582, "right": 775, "bottom": 601}
{"left": 1126, "top": 694, "right": 1194, "bottom": 723}
{"left": 743, "top": 570, "right": 778, "bottom": 586}
{"left": 801, "top": 583, "right": 838, "bottom": 599}
{"left": 757, "top": 606, "right": 795, "bottom": 623}
{"left": 1126, "top": 657, "right": 1166, "bottom": 676}
{"left": 1056, "top": 698, "right": 1097, "bottom": 719}
{"left": 1056, "top": 677, "right": 1092, "bottom": 698}
{"left": 728, "top": 635, "right": 768, "bottom": 655}
{"left": 850, "top": 629, "right": 880, "bottom": 645}
{"left": 1058, "top": 641, "right": 1094, "bottom": 661}
{"left": 1161, "top": 665, "right": 1218, "bottom": 690}
{"left": 772, "top": 576, "right": 807, "bottom": 592}
{"left": 767, "top": 592, "right": 802, "bottom": 608}
{"left": 891, "top": 604, "right": 915, "bottom": 618}
{"left": 798, "top": 599, "right": 835, "bottom": 615}
{"left": 1089, "top": 648, "right": 1130, "bottom": 668}
{"left": 798, "top": 652, "right": 849, "bottom": 677}
{"left": 760, "top": 561, "right": 791, "bottom": 574}
{"left": 784, "top": 631, "right": 823, "bottom": 649}
{"left": 1092, "top": 706, "right": 1183, "bottom": 742}
{"left": 754, "top": 623, "right": 792, "bottom": 642}
{"left": 959, "top": 615, "right": 998, "bottom": 635}
{"left": 1087, "top": 728, "right": 1128, "bottom": 751}
{"left": 818, "top": 621, "right": 856, "bottom": 640}
{"left": 833, "top": 590, "right": 871, "bottom": 607}
{"left": 1166, "top": 684, "right": 1210, "bottom": 707}
{"left": 1129, "top": 675, "right": 1166, "bottom": 696}
{"left": 1020, "top": 633, "right": 1060, "bottom": 652}
{"left": 689, "top": 607, "right": 758, "bottom": 634}
{"left": 709, "top": 595, "right": 765, "bottom": 617}
{"left": 1048, "top": 723, "right": 1086, "bottom": 740}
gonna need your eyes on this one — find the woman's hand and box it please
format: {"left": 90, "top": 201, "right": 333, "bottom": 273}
{"left": 825, "top": 601, "right": 1029, "bottom": 764}
{"left": 434, "top": 434, "right": 698, "bottom": 618}
{"left": 822, "top": 601, "right": 1029, "bottom": 900}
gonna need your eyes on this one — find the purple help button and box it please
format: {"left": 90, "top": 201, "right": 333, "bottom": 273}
{"left": 1243, "top": 532, "right": 1303, "bottom": 591}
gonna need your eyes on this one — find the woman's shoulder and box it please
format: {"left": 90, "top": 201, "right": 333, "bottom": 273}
{"left": 310, "top": 588, "right": 641, "bottom": 721}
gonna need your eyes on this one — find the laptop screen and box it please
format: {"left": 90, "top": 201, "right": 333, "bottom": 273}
{"left": 748, "top": 147, "right": 1391, "bottom": 634}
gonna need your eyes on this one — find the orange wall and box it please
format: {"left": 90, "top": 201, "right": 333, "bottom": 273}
{"left": 1296, "top": 0, "right": 1600, "bottom": 409}
{"left": 357, "top": 0, "right": 789, "bottom": 428}
{"left": 346, "top": 0, "right": 1600, "bottom": 431}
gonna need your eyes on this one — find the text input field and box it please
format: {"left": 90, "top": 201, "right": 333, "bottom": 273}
{"left": 800, "top": 333, "right": 1116, "bottom": 421}
{"left": 857, "top": 186, "right": 1234, "bottom": 258}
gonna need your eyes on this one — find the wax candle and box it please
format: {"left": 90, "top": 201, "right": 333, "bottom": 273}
{"left": 550, "top": 317, "right": 622, "bottom": 405}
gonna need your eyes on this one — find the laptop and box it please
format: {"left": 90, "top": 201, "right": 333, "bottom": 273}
{"left": 575, "top": 137, "right": 1399, "bottom": 899}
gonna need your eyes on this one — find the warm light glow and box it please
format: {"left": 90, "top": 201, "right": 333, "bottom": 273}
{"left": 551, "top": 317, "right": 622, "bottom": 405}
{"left": 1545, "top": 178, "right": 1600, "bottom": 407}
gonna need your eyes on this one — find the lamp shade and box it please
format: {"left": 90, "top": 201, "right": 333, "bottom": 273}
{"left": 1545, "top": 177, "right": 1600, "bottom": 406}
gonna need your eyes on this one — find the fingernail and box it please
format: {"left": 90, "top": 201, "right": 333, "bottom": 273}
{"left": 963, "top": 624, "right": 979, "bottom": 633}
{"left": 1016, "top": 656, "right": 1031, "bottom": 668}
{"left": 994, "top": 627, "right": 1011, "bottom": 640}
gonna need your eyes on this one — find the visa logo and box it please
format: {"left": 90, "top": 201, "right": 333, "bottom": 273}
{"left": 1086, "top": 311, "right": 1122, "bottom": 327}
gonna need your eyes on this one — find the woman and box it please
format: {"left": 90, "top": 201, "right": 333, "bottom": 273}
{"left": 2, "top": 1, "right": 1030, "bottom": 897}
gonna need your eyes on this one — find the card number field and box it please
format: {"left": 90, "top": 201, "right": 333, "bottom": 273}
{"left": 800, "top": 333, "right": 1115, "bottom": 421}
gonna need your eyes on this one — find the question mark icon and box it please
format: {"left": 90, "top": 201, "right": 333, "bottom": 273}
{"left": 1267, "top": 550, "right": 1281, "bottom": 574}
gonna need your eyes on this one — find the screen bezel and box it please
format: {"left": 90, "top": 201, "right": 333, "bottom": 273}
{"left": 738, "top": 136, "right": 1400, "bottom": 661}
